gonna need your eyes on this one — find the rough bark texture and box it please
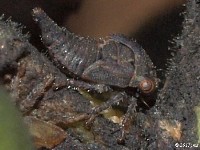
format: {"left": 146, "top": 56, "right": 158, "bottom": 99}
{"left": 0, "top": 0, "right": 199, "bottom": 150}
{"left": 146, "top": 0, "right": 200, "bottom": 149}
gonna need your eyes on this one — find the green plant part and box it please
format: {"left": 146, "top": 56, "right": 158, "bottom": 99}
{"left": 0, "top": 88, "right": 35, "bottom": 150}
{"left": 194, "top": 106, "right": 200, "bottom": 144}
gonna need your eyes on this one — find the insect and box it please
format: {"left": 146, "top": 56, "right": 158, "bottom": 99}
{"left": 32, "top": 7, "right": 159, "bottom": 144}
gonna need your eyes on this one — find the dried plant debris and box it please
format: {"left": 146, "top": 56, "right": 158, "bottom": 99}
{"left": 24, "top": 116, "right": 67, "bottom": 149}
{"left": 0, "top": 16, "right": 29, "bottom": 74}
{"left": 0, "top": 0, "right": 200, "bottom": 149}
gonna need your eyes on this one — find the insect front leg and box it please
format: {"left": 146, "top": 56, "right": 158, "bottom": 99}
{"left": 54, "top": 78, "right": 112, "bottom": 93}
{"left": 85, "top": 92, "right": 128, "bottom": 128}
{"left": 117, "top": 96, "right": 137, "bottom": 145}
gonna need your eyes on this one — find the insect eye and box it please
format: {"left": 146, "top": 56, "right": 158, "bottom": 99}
{"left": 139, "top": 78, "right": 156, "bottom": 94}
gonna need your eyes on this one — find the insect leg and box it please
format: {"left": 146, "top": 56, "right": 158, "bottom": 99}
{"left": 67, "top": 79, "right": 111, "bottom": 93}
{"left": 55, "top": 113, "right": 89, "bottom": 126}
{"left": 117, "top": 96, "right": 137, "bottom": 145}
{"left": 86, "top": 92, "right": 128, "bottom": 128}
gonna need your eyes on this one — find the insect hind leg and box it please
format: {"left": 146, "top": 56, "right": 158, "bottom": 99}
{"left": 85, "top": 92, "right": 128, "bottom": 128}
{"left": 117, "top": 96, "right": 137, "bottom": 145}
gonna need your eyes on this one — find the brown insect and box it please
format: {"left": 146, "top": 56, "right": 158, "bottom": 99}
{"left": 32, "top": 7, "right": 159, "bottom": 144}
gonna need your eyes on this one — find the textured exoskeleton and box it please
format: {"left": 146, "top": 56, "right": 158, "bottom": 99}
{"left": 32, "top": 8, "right": 159, "bottom": 144}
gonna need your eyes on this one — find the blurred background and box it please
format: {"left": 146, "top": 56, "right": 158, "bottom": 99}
{"left": 0, "top": 0, "right": 186, "bottom": 77}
